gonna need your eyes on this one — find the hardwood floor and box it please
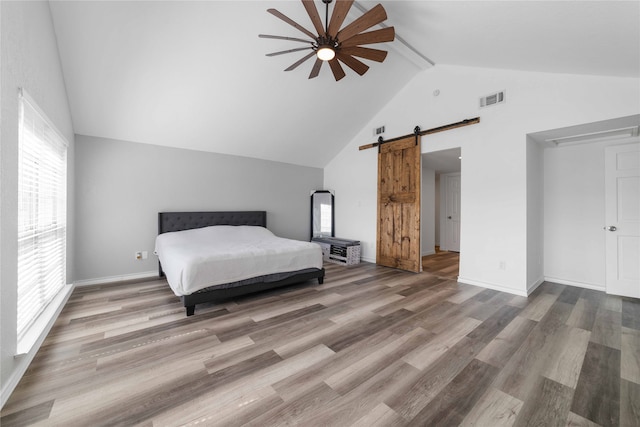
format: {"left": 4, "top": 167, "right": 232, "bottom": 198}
{"left": 2, "top": 262, "right": 639, "bottom": 426}
{"left": 422, "top": 250, "right": 459, "bottom": 279}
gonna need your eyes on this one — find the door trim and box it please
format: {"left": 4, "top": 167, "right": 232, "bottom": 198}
{"left": 441, "top": 172, "right": 461, "bottom": 252}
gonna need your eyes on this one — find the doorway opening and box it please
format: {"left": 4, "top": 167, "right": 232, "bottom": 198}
{"left": 421, "top": 147, "right": 461, "bottom": 279}
{"left": 529, "top": 114, "right": 640, "bottom": 296}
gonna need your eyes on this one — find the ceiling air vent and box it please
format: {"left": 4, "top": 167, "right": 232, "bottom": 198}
{"left": 480, "top": 90, "right": 506, "bottom": 108}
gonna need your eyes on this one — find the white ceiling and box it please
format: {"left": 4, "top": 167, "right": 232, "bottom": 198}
{"left": 529, "top": 114, "right": 640, "bottom": 147}
{"left": 423, "top": 148, "right": 461, "bottom": 174}
{"left": 49, "top": 1, "right": 640, "bottom": 168}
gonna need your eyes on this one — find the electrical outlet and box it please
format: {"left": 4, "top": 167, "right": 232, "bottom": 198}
{"left": 135, "top": 251, "right": 148, "bottom": 260}
{"left": 499, "top": 261, "right": 506, "bottom": 270}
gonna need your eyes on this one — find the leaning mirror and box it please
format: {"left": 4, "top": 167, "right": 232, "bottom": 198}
{"left": 310, "top": 190, "right": 334, "bottom": 239}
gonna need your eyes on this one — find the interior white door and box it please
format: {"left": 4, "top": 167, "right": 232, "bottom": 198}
{"left": 443, "top": 173, "right": 461, "bottom": 252}
{"left": 605, "top": 142, "right": 640, "bottom": 298}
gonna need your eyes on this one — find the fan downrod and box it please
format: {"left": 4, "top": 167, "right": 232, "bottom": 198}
{"left": 322, "top": 0, "right": 332, "bottom": 35}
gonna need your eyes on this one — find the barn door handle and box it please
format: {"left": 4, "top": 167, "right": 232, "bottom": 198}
{"left": 604, "top": 226, "right": 617, "bottom": 231}
{"left": 448, "top": 216, "right": 452, "bottom": 219}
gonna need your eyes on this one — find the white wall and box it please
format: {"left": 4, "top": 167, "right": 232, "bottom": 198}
{"left": 542, "top": 138, "right": 638, "bottom": 290}
{"left": 324, "top": 64, "right": 639, "bottom": 295}
{"left": 74, "top": 135, "right": 323, "bottom": 283}
{"left": 421, "top": 165, "right": 435, "bottom": 256}
{"left": 1, "top": 0, "right": 75, "bottom": 407}
{"left": 526, "top": 137, "right": 544, "bottom": 291}
{"left": 435, "top": 174, "right": 441, "bottom": 246}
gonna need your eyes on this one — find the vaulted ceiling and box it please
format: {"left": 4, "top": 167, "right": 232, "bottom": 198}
{"left": 49, "top": 1, "right": 639, "bottom": 168}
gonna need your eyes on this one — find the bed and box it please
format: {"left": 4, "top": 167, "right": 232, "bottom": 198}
{"left": 156, "top": 211, "right": 325, "bottom": 316}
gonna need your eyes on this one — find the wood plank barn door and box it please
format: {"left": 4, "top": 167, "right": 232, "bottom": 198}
{"left": 377, "top": 134, "right": 421, "bottom": 272}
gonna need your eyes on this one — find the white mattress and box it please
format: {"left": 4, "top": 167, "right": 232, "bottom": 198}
{"left": 155, "top": 225, "right": 323, "bottom": 296}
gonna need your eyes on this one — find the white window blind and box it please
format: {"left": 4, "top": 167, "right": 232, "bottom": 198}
{"left": 17, "top": 89, "right": 68, "bottom": 341}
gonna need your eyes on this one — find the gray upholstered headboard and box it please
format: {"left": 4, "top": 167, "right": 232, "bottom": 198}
{"left": 158, "top": 211, "right": 267, "bottom": 235}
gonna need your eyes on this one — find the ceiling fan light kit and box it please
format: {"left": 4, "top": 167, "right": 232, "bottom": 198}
{"left": 259, "top": 0, "right": 395, "bottom": 81}
{"left": 317, "top": 46, "right": 336, "bottom": 61}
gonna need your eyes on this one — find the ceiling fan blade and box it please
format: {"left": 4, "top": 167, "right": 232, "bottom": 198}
{"left": 309, "top": 58, "right": 323, "bottom": 79}
{"left": 266, "top": 47, "right": 313, "bottom": 57}
{"left": 340, "top": 27, "right": 395, "bottom": 47}
{"left": 340, "top": 46, "right": 387, "bottom": 63}
{"left": 285, "top": 51, "right": 316, "bottom": 71}
{"left": 328, "top": 58, "right": 346, "bottom": 81}
{"left": 259, "top": 34, "right": 315, "bottom": 44}
{"left": 336, "top": 52, "right": 369, "bottom": 76}
{"left": 301, "top": 0, "right": 326, "bottom": 37}
{"left": 267, "top": 8, "right": 317, "bottom": 40}
{"left": 336, "top": 4, "right": 387, "bottom": 43}
{"left": 327, "top": 0, "right": 354, "bottom": 38}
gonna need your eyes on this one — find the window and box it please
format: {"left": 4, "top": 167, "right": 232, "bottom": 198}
{"left": 320, "top": 203, "right": 332, "bottom": 235}
{"left": 17, "top": 89, "right": 68, "bottom": 341}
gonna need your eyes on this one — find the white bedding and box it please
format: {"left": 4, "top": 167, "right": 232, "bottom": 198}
{"left": 155, "top": 225, "right": 323, "bottom": 296}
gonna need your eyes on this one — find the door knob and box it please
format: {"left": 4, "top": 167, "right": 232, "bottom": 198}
{"left": 604, "top": 226, "right": 617, "bottom": 231}
{"left": 448, "top": 216, "right": 452, "bottom": 219}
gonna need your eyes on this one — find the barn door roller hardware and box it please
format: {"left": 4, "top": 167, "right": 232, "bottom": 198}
{"left": 359, "top": 117, "right": 480, "bottom": 151}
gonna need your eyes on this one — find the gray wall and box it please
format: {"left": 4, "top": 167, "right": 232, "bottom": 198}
{"left": 74, "top": 135, "right": 324, "bottom": 282}
{"left": 1, "top": 0, "right": 75, "bottom": 404}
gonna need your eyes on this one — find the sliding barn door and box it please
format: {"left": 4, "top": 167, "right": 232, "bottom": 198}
{"left": 377, "top": 135, "right": 421, "bottom": 272}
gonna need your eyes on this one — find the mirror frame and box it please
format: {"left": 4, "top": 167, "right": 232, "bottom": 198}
{"left": 310, "top": 190, "right": 335, "bottom": 240}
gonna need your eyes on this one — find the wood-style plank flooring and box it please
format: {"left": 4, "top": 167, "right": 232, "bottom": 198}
{"left": 2, "top": 261, "right": 639, "bottom": 426}
{"left": 422, "top": 250, "right": 459, "bottom": 279}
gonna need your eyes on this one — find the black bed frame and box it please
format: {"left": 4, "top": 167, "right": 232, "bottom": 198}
{"left": 158, "top": 211, "right": 325, "bottom": 316}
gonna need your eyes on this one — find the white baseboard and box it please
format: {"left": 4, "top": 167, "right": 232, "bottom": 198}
{"left": 457, "top": 276, "right": 529, "bottom": 297}
{"left": 527, "top": 277, "right": 545, "bottom": 295}
{"left": 74, "top": 271, "right": 158, "bottom": 287}
{"left": 421, "top": 250, "right": 436, "bottom": 257}
{"left": 456, "top": 276, "right": 600, "bottom": 298}
{"left": 543, "top": 277, "right": 605, "bottom": 292}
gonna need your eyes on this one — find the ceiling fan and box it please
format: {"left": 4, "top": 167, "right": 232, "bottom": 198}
{"left": 259, "top": 0, "right": 395, "bottom": 81}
